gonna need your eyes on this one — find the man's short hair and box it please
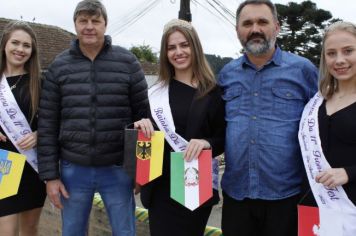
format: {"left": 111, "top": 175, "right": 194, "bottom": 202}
{"left": 236, "top": 0, "right": 278, "bottom": 25}
{"left": 73, "top": 0, "right": 108, "bottom": 26}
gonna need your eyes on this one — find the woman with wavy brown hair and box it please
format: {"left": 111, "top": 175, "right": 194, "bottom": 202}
{"left": 0, "top": 21, "right": 45, "bottom": 236}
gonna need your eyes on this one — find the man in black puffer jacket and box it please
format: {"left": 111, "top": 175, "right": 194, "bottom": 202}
{"left": 37, "top": 1, "right": 148, "bottom": 235}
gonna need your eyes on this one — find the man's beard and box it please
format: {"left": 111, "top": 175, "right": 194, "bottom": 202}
{"left": 240, "top": 32, "right": 274, "bottom": 56}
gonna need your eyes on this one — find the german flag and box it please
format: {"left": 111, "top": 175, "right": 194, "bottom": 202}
{"left": 124, "top": 129, "right": 164, "bottom": 185}
{"left": 0, "top": 149, "right": 26, "bottom": 199}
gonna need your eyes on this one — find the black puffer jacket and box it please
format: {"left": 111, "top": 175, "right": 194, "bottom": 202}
{"left": 38, "top": 36, "right": 148, "bottom": 181}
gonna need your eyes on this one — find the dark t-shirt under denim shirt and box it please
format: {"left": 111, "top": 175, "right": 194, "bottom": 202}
{"left": 218, "top": 46, "right": 318, "bottom": 200}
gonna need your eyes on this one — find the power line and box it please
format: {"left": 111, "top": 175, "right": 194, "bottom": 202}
{"left": 191, "top": 0, "right": 226, "bottom": 25}
{"left": 211, "top": 0, "right": 235, "bottom": 19}
{"left": 108, "top": 0, "right": 162, "bottom": 37}
{"left": 108, "top": 0, "right": 239, "bottom": 56}
{"left": 190, "top": 0, "right": 237, "bottom": 56}
{"left": 204, "top": 0, "right": 235, "bottom": 26}
{"left": 110, "top": 0, "right": 161, "bottom": 36}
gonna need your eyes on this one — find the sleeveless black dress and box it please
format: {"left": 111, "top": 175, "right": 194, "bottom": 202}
{"left": 0, "top": 74, "right": 46, "bottom": 216}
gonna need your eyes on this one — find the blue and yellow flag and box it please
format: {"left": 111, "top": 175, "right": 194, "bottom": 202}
{"left": 0, "top": 149, "right": 26, "bottom": 199}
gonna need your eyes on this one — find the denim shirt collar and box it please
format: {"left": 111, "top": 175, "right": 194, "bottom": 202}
{"left": 241, "top": 46, "right": 282, "bottom": 70}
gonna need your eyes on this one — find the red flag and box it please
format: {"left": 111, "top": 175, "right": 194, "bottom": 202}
{"left": 298, "top": 205, "right": 320, "bottom": 236}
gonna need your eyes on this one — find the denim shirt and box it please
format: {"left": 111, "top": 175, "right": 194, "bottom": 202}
{"left": 218, "top": 47, "right": 318, "bottom": 200}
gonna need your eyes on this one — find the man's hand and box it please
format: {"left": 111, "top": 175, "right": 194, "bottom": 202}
{"left": 46, "top": 179, "right": 70, "bottom": 209}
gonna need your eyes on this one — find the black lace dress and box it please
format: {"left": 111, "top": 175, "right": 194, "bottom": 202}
{"left": 0, "top": 74, "right": 46, "bottom": 216}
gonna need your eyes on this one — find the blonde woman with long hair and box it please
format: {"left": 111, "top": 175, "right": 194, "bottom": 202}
{"left": 299, "top": 21, "right": 356, "bottom": 235}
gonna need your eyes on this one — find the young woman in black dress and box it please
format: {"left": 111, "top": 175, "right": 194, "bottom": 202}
{"left": 299, "top": 21, "right": 356, "bottom": 234}
{"left": 134, "top": 19, "right": 225, "bottom": 236}
{"left": 0, "top": 21, "right": 45, "bottom": 236}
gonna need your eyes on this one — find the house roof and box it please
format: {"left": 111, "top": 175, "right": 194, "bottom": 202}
{"left": 0, "top": 17, "right": 75, "bottom": 70}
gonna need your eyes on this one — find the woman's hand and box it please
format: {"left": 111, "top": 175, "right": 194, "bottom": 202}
{"left": 315, "top": 168, "right": 349, "bottom": 189}
{"left": 16, "top": 131, "right": 37, "bottom": 150}
{"left": 134, "top": 118, "right": 155, "bottom": 138}
{"left": 134, "top": 183, "right": 141, "bottom": 195}
{"left": 184, "top": 139, "right": 210, "bottom": 162}
{"left": 0, "top": 132, "right": 6, "bottom": 142}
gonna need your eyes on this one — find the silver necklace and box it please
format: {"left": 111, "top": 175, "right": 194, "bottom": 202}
{"left": 10, "top": 75, "right": 23, "bottom": 90}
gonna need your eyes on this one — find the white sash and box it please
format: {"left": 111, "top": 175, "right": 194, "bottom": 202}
{"left": 0, "top": 74, "right": 38, "bottom": 172}
{"left": 149, "top": 82, "right": 219, "bottom": 190}
{"left": 299, "top": 92, "right": 356, "bottom": 235}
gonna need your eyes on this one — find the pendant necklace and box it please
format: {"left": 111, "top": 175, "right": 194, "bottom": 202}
{"left": 10, "top": 74, "right": 23, "bottom": 90}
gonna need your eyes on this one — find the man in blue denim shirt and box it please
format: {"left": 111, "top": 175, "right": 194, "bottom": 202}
{"left": 218, "top": 1, "right": 318, "bottom": 236}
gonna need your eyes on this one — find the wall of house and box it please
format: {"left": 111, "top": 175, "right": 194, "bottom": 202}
{"left": 145, "top": 75, "right": 158, "bottom": 88}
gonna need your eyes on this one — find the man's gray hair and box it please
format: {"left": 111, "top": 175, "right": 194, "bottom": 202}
{"left": 73, "top": 0, "right": 108, "bottom": 26}
{"left": 236, "top": 0, "right": 278, "bottom": 25}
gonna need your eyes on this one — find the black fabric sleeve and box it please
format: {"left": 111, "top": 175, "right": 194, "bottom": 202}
{"left": 37, "top": 68, "right": 61, "bottom": 181}
{"left": 129, "top": 57, "right": 149, "bottom": 122}
{"left": 345, "top": 166, "right": 356, "bottom": 183}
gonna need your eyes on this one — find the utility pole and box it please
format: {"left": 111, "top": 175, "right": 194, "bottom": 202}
{"left": 178, "top": 0, "right": 191, "bottom": 22}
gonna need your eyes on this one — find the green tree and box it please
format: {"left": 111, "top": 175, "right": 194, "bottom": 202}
{"left": 130, "top": 44, "right": 158, "bottom": 63}
{"left": 275, "top": 0, "right": 337, "bottom": 66}
{"left": 205, "top": 54, "right": 233, "bottom": 75}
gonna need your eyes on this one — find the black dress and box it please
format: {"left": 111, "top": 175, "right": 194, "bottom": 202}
{"left": 301, "top": 100, "right": 356, "bottom": 206}
{"left": 142, "top": 79, "right": 225, "bottom": 236}
{"left": 0, "top": 74, "right": 46, "bottom": 217}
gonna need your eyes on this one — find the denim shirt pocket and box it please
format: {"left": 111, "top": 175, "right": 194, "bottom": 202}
{"left": 222, "top": 87, "right": 242, "bottom": 120}
{"left": 272, "top": 87, "right": 305, "bottom": 120}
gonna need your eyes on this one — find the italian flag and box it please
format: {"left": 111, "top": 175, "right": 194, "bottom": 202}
{"left": 170, "top": 149, "right": 212, "bottom": 211}
{"left": 135, "top": 130, "right": 164, "bottom": 185}
{"left": 0, "top": 149, "right": 26, "bottom": 199}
